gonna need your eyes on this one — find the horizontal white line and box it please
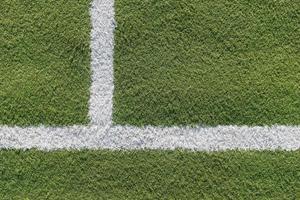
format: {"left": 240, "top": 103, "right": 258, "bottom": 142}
{"left": 1, "top": 0, "right": 299, "bottom": 151}
{"left": 1, "top": 125, "right": 300, "bottom": 150}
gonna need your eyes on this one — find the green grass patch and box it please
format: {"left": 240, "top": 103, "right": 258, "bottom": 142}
{"left": 0, "top": 150, "right": 300, "bottom": 199}
{"left": 0, "top": 0, "right": 91, "bottom": 126}
{"left": 113, "top": 0, "right": 300, "bottom": 126}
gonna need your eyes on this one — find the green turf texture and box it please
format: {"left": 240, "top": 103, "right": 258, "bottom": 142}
{"left": 0, "top": 150, "right": 299, "bottom": 199}
{"left": 113, "top": 0, "right": 300, "bottom": 126}
{"left": 0, "top": 0, "right": 91, "bottom": 126}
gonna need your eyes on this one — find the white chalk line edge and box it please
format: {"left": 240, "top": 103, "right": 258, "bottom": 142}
{"left": 1, "top": 0, "right": 300, "bottom": 151}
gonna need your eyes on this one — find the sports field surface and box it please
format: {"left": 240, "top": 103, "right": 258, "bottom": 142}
{"left": 1, "top": 150, "right": 300, "bottom": 199}
{"left": 1, "top": 0, "right": 300, "bottom": 198}
{"left": 113, "top": 0, "right": 300, "bottom": 126}
{"left": 1, "top": 0, "right": 91, "bottom": 126}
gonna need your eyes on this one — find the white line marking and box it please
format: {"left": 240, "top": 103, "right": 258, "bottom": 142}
{"left": 1, "top": 0, "right": 300, "bottom": 151}
{"left": 1, "top": 125, "right": 300, "bottom": 150}
{"left": 89, "top": 0, "right": 115, "bottom": 126}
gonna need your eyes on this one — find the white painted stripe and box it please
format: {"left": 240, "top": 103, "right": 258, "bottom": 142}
{"left": 89, "top": 0, "right": 115, "bottom": 126}
{"left": 1, "top": 0, "right": 300, "bottom": 151}
{"left": 1, "top": 125, "right": 300, "bottom": 150}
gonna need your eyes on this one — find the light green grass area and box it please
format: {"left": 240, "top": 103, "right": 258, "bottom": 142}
{"left": 0, "top": 0, "right": 91, "bottom": 126}
{"left": 113, "top": 0, "right": 300, "bottom": 126}
{"left": 0, "top": 150, "right": 299, "bottom": 199}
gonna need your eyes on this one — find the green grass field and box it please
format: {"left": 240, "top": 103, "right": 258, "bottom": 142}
{"left": 1, "top": 150, "right": 300, "bottom": 199}
{"left": 113, "top": 0, "right": 300, "bottom": 126}
{"left": 0, "top": 0, "right": 91, "bottom": 126}
{"left": 2, "top": 0, "right": 299, "bottom": 127}
{"left": 1, "top": 0, "right": 300, "bottom": 198}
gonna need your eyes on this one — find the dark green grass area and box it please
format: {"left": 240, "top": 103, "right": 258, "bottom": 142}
{"left": 0, "top": 150, "right": 300, "bottom": 199}
{"left": 113, "top": 0, "right": 300, "bottom": 126}
{"left": 0, "top": 0, "right": 91, "bottom": 126}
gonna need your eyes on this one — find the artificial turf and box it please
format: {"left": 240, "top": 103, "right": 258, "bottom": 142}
{"left": 0, "top": 150, "right": 299, "bottom": 199}
{"left": 0, "top": 0, "right": 91, "bottom": 126}
{"left": 113, "top": 0, "right": 300, "bottom": 126}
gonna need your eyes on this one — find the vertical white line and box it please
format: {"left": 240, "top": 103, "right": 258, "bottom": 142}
{"left": 89, "top": 0, "right": 115, "bottom": 126}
